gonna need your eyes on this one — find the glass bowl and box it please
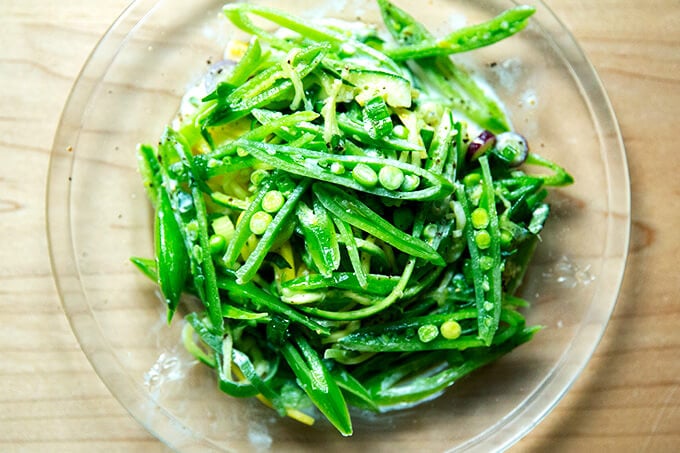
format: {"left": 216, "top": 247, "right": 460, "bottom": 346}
{"left": 47, "top": 0, "right": 630, "bottom": 451}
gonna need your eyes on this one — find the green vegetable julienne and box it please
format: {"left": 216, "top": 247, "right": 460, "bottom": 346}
{"left": 131, "top": 0, "right": 573, "bottom": 436}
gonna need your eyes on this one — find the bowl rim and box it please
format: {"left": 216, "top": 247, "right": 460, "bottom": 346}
{"left": 46, "top": 0, "right": 631, "bottom": 451}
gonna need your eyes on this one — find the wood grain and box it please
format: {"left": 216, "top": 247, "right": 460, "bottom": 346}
{"left": 1, "top": 0, "right": 678, "bottom": 451}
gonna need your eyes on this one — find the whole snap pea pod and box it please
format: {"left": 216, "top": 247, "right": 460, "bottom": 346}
{"left": 158, "top": 128, "right": 224, "bottom": 330}
{"left": 154, "top": 187, "right": 190, "bottom": 323}
{"left": 234, "top": 140, "right": 454, "bottom": 201}
{"left": 154, "top": 134, "right": 221, "bottom": 326}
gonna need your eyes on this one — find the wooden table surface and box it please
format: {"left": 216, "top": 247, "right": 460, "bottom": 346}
{"left": 1, "top": 1, "right": 679, "bottom": 451}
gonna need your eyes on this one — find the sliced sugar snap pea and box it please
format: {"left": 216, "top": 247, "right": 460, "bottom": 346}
{"left": 233, "top": 140, "right": 453, "bottom": 201}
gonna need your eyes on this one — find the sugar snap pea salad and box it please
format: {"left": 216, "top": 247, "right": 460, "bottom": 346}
{"left": 131, "top": 0, "right": 573, "bottom": 436}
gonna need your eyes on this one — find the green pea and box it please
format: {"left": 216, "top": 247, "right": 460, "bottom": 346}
{"left": 471, "top": 207, "right": 489, "bottom": 229}
{"left": 392, "top": 124, "right": 409, "bottom": 139}
{"left": 463, "top": 172, "right": 481, "bottom": 187}
{"left": 500, "top": 229, "right": 513, "bottom": 246}
{"left": 440, "top": 320, "right": 462, "bottom": 340}
{"left": 262, "top": 190, "right": 285, "bottom": 213}
{"left": 423, "top": 223, "right": 438, "bottom": 240}
{"left": 479, "top": 255, "right": 494, "bottom": 271}
{"left": 400, "top": 174, "right": 420, "bottom": 192}
{"left": 378, "top": 165, "right": 405, "bottom": 191}
{"left": 352, "top": 163, "right": 378, "bottom": 188}
{"left": 330, "top": 162, "right": 345, "bottom": 175}
{"left": 475, "top": 230, "right": 491, "bottom": 249}
{"left": 249, "top": 211, "right": 273, "bottom": 235}
{"left": 250, "top": 169, "right": 269, "bottom": 186}
{"left": 417, "top": 324, "right": 439, "bottom": 343}
{"left": 209, "top": 234, "right": 227, "bottom": 255}
{"left": 185, "top": 219, "right": 199, "bottom": 242}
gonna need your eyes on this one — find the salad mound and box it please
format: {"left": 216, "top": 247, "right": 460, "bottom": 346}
{"left": 132, "top": 0, "right": 572, "bottom": 436}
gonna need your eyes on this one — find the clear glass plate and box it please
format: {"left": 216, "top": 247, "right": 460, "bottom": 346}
{"left": 47, "top": 0, "right": 630, "bottom": 451}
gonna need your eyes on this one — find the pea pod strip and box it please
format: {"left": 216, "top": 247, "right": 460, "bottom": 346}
{"left": 215, "top": 348, "right": 261, "bottom": 398}
{"left": 130, "top": 256, "right": 157, "bottom": 282}
{"left": 332, "top": 216, "right": 367, "bottom": 289}
{"left": 456, "top": 156, "right": 502, "bottom": 345}
{"left": 222, "top": 2, "right": 401, "bottom": 73}
{"left": 425, "top": 110, "right": 455, "bottom": 176}
{"left": 206, "top": 111, "right": 319, "bottom": 160}
{"left": 336, "top": 114, "right": 423, "bottom": 153}
{"left": 524, "top": 153, "right": 575, "bottom": 186}
{"left": 234, "top": 140, "right": 453, "bottom": 201}
{"left": 370, "top": 327, "right": 540, "bottom": 407}
{"left": 192, "top": 184, "right": 224, "bottom": 330}
{"left": 360, "top": 350, "right": 447, "bottom": 391}
{"left": 135, "top": 144, "right": 162, "bottom": 207}
{"left": 182, "top": 322, "right": 216, "bottom": 368}
{"left": 327, "top": 364, "right": 379, "bottom": 412}
{"left": 222, "top": 176, "right": 277, "bottom": 268}
{"left": 282, "top": 272, "right": 400, "bottom": 296}
{"left": 383, "top": 6, "right": 536, "bottom": 61}
{"left": 300, "top": 257, "right": 416, "bottom": 321}
{"left": 335, "top": 309, "right": 524, "bottom": 352}
{"left": 185, "top": 313, "right": 223, "bottom": 351}
{"left": 226, "top": 37, "right": 262, "bottom": 86}
{"left": 236, "top": 178, "right": 310, "bottom": 284}
{"left": 295, "top": 199, "right": 340, "bottom": 278}
{"left": 232, "top": 349, "right": 285, "bottom": 413}
{"left": 221, "top": 304, "right": 270, "bottom": 321}
{"left": 423, "top": 57, "right": 511, "bottom": 133}
{"left": 203, "top": 44, "right": 329, "bottom": 126}
{"left": 281, "top": 336, "right": 353, "bottom": 436}
{"left": 377, "top": 0, "right": 511, "bottom": 132}
{"left": 216, "top": 275, "right": 330, "bottom": 336}
{"left": 313, "top": 183, "right": 445, "bottom": 266}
